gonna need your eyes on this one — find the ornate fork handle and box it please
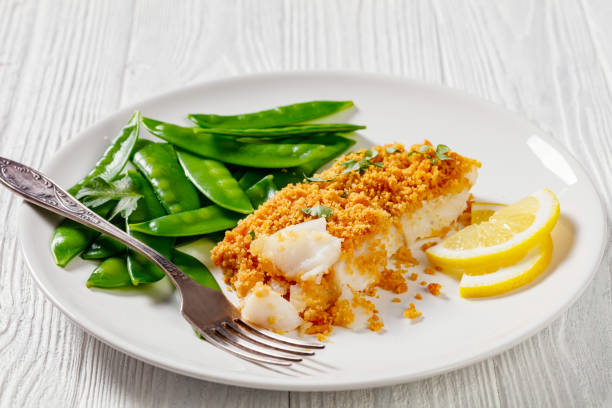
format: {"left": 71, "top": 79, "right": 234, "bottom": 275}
{"left": 0, "top": 157, "right": 191, "bottom": 289}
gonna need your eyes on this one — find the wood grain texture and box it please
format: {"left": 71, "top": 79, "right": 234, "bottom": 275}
{"left": 0, "top": 0, "right": 610, "bottom": 407}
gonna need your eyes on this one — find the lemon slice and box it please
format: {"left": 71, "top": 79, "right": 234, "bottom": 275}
{"left": 427, "top": 189, "right": 559, "bottom": 273}
{"left": 471, "top": 202, "right": 506, "bottom": 224}
{"left": 459, "top": 235, "right": 552, "bottom": 298}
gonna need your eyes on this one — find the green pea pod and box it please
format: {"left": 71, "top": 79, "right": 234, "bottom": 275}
{"left": 69, "top": 111, "right": 141, "bottom": 195}
{"left": 142, "top": 117, "right": 346, "bottom": 168}
{"left": 125, "top": 170, "right": 174, "bottom": 285}
{"left": 129, "top": 205, "right": 242, "bottom": 237}
{"left": 171, "top": 249, "right": 220, "bottom": 290}
{"left": 188, "top": 100, "right": 354, "bottom": 129}
{"left": 52, "top": 113, "right": 141, "bottom": 267}
{"left": 51, "top": 201, "right": 115, "bottom": 267}
{"left": 130, "top": 138, "right": 153, "bottom": 159}
{"left": 86, "top": 257, "right": 133, "bottom": 288}
{"left": 245, "top": 175, "right": 277, "bottom": 209}
{"left": 132, "top": 142, "right": 200, "bottom": 214}
{"left": 176, "top": 150, "right": 253, "bottom": 214}
{"left": 238, "top": 170, "right": 269, "bottom": 190}
{"left": 81, "top": 234, "right": 126, "bottom": 259}
{"left": 236, "top": 135, "right": 356, "bottom": 189}
{"left": 194, "top": 124, "right": 365, "bottom": 141}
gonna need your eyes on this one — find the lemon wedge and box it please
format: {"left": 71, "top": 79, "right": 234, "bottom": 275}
{"left": 426, "top": 189, "right": 559, "bottom": 273}
{"left": 459, "top": 235, "right": 553, "bottom": 298}
{"left": 471, "top": 202, "right": 506, "bottom": 224}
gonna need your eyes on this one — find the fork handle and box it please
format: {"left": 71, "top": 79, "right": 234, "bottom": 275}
{"left": 0, "top": 157, "right": 192, "bottom": 289}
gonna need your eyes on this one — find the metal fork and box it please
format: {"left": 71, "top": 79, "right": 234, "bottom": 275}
{"left": 0, "top": 157, "right": 323, "bottom": 366}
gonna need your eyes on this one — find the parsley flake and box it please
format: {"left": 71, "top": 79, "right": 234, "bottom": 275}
{"left": 305, "top": 176, "right": 332, "bottom": 183}
{"left": 248, "top": 230, "right": 256, "bottom": 240}
{"left": 301, "top": 205, "right": 334, "bottom": 220}
{"left": 76, "top": 176, "right": 142, "bottom": 219}
{"left": 386, "top": 146, "right": 400, "bottom": 154}
{"left": 408, "top": 144, "right": 455, "bottom": 166}
{"left": 306, "top": 149, "right": 384, "bottom": 183}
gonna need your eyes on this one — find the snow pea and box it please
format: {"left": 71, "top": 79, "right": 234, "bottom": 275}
{"left": 81, "top": 234, "right": 126, "bottom": 259}
{"left": 125, "top": 170, "right": 174, "bottom": 285}
{"left": 193, "top": 124, "right": 365, "bottom": 140}
{"left": 69, "top": 111, "right": 141, "bottom": 195}
{"left": 132, "top": 142, "right": 200, "bottom": 214}
{"left": 86, "top": 257, "right": 132, "bottom": 288}
{"left": 143, "top": 117, "right": 348, "bottom": 168}
{"left": 245, "top": 175, "right": 277, "bottom": 209}
{"left": 236, "top": 134, "right": 356, "bottom": 189}
{"left": 176, "top": 150, "right": 253, "bottom": 214}
{"left": 129, "top": 205, "right": 242, "bottom": 237}
{"left": 130, "top": 138, "right": 153, "bottom": 159}
{"left": 51, "top": 200, "right": 115, "bottom": 267}
{"left": 238, "top": 170, "right": 269, "bottom": 190}
{"left": 171, "top": 249, "right": 220, "bottom": 290}
{"left": 188, "top": 100, "right": 354, "bottom": 129}
{"left": 273, "top": 135, "right": 356, "bottom": 187}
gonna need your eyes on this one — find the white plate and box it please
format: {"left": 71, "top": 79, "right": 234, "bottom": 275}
{"left": 19, "top": 72, "right": 606, "bottom": 391}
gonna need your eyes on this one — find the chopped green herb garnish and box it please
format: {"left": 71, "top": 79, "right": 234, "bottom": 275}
{"left": 408, "top": 144, "right": 454, "bottom": 166}
{"left": 301, "top": 205, "right": 334, "bottom": 219}
{"left": 248, "top": 230, "right": 256, "bottom": 240}
{"left": 386, "top": 146, "right": 400, "bottom": 154}
{"left": 305, "top": 176, "right": 330, "bottom": 182}
{"left": 339, "top": 149, "right": 382, "bottom": 175}
{"left": 306, "top": 149, "right": 383, "bottom": 183}
{"left": 76, "top": 176, "right": 142, "bottom": 220}
{"left": 341, "top": 191, "right": 348, "bottom": 198}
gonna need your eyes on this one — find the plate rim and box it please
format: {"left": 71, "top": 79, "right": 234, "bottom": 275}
{"left": 18, "top": 71, "right": 608, "bottom": 391}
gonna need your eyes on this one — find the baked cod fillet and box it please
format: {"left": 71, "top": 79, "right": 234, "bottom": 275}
{"left": 212, "top": 142, "right": 480, "bottom": 337}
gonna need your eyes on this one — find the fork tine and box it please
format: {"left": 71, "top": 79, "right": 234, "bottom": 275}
{"left": 214, "top": 326, "right": 303, "bottom": 363}
{"left": 200, "top": 329, "right": 292, "bottom": 366}
{"left": 235, "top": 319, "right": 325, "bottom": 349}
{"left": 224, "top": 321, "right": 315, "bottom": 357}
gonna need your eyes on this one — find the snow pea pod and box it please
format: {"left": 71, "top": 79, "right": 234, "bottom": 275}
{"left": 129, "top": 205, "right": 241, "bottom": 237}
{"left": 52, "top": 113, "right": 141, "bottom": 267}
{"left": 132, "top": 142, "right": 200, "bottom": 214}
{"left": 86, "top": 257, "right": 133, "bottom": 288}
{"left": 81, "top": 234, "right": 126, "bottom": 259}
{"left": 171, "top": 250, "right": 220, "bottom": 290}
{"left": 176, "top": 150, "right": 253, "bottom": 214}
{"left": 125, "top": 170, "right": 174, "bottom": 285}
{"left": 238, "top": 170, "right": 269, "bottom": 190}
{"left": 51, "top": 200, "right": 115, "bottom": 267}
{"left": 69, "top": 111, "right": 141, "bottom": 195}
{"left": 194, "top": 123, "right": 365, "bottom": 140}
{"left": 142, "top": 117, "right": 341, "bottom": 168}
{"left": 245, "top": 175, "right": 277, "bottom": 209}
{"left": 130, "top": 138, "right": 153, "bottom": 159}
{"left": 188, "top": 100, "right": 354, "bottom": 129}
{"left": 237, "top": 134, "right": 356, "bottom": 189}
{"left": 273, "top": 135, "right": 356, "bottom": 187}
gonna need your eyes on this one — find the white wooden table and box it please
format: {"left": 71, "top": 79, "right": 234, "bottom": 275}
{"left": 1, "top": 1, "right": 611, "bottom": 406}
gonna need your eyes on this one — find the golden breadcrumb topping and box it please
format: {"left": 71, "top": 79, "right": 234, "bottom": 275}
{"left": 378, "top": 268, "right": 408, "bottom": 294}
{"left": 393, "top": 247, "right": 419, "bottom": 269}
{"left": 428, "top": 283, "right": 442, "bottom": 296}
{"left": 420, "top": 242, "right": 437, "bottom": 251}
{"left": 404, "top": 303, "right": 422, "bottom": 319}
{"left": 211, "top": 142, "right": 479, "bottom": 335}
